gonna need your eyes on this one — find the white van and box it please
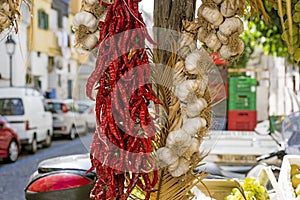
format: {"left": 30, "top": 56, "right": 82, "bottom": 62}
{"left": 45, "top": 99, "right": 87, "bottom": 140}
{"left": 0, "top": 87, "right": 53, "bottom": 153}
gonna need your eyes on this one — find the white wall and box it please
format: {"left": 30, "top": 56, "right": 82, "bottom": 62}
{"left": 30, "top": 51, "right": 49, "bottom": 91}
{"left": 0, "top": 2, "right": 30, "bottom": 88}
{"left": 50, "top": 9, "right": 58, "bottom": 31}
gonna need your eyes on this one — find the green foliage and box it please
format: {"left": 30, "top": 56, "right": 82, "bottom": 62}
{"left": 230, "top": 1, "right": 289, "bottom": 69}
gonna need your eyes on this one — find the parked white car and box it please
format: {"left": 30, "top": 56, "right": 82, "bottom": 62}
{"left": 0, "top": 87, "right": 53, "bottom": 153}
{"left": 45, "top": 99, "right": 87, "bottom": 140}
{"left": 76, "top": 100, "right": 96, "bottom": 132}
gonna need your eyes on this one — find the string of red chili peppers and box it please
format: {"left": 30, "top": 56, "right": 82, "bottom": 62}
{"left": 86, "top": 0, "right": 160, "bottom": 199}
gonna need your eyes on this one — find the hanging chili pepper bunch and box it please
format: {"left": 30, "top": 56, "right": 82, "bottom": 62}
{"left": 74, "top": 0, "right": 160, "bottom": 199}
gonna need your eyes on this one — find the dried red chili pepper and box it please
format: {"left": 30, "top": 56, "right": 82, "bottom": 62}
{"left": 87, "top": 0, "right": 161, "bottom": 199}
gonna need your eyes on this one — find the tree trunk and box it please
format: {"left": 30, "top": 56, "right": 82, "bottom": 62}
{"left": 153, "top": 0, "right": 197, "bottom": 63}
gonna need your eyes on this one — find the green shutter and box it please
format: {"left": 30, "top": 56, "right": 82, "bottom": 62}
{"left": 45, "top": 13, "right": 49, "bottom": 30}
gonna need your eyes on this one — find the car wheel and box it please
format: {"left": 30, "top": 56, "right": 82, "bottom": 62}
{"left": 29, "top": 137, "right": 37, "bottom": 154}
{"left": 43, "top": 133, "right": 52, "bottom": 148}
{"left": 6, "top": 140, "right": 19, "bottom": 162}
{"left": 69, "top": 126, "right": 76, "bottom": 140}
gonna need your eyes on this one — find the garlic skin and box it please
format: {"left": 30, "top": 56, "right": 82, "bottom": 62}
{"left": 198, "top": 6, "right": 223, "bottom": 27}
{"left": 174, "top": 80, "right": 201, "bottom": 102}
{"left": 182, "top": 117, "right": 207, "bottom": 136}
{"left": 168, "top": 158, "right": 180, "bottom": 172}
{"left": 205, "top": 32, "right": 222, "bottom": 51}
{"left": 169, "top": 157, "right": 190, "bottom": 177}
{"left": 73, "top": 11, "right": 98, "bottom": 32}
{"left": 178, "top": 34, "right": 196, "bottom": 49}
{"left": 219, "top": 38, "right": 244, "bottom": 60}
{"left": 220, "top": 0, "right": 236, "bottom": 18}
{"left": 197, "top": 27, "right": 208, "bottom": 44}
{"left": 217, "top": 31, "right": 228, "bottom": 44}
{"left": 85, "top": 0, "right": 98, "bottom": 4}
{"left": 156, "top": 147, "right": 179, "bottom": 167}
{"left": 81, "top": 31, "right": 99, "bottom": 51}
{"left": 185, "top": 50, "right": 202, "bottom": 74}
{"left": 166, "top": 129, "right": 192, "bottom": 156}
{"left": 182, "top": 138, "right": 200, "bottom": 159}
{"left": 213, "top": 0, "right": 223, "bottom": 5}
{"left": 186, "top": 98, "right": 208, "bottom": 118}
{"left": 219, "top": 17, "right": 244, "bottom": 37}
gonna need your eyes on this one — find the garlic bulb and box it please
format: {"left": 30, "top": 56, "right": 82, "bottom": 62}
{"left": 85, "top": 0, "right": 98, "bottom": 4}
{"left": 186, "top": 98, "right": 208, "bottom": 118}
{"left": 205, "top": 32, "right": 222, "bottom": 51}
{"left": 219, "top": 37, "right": 244, "bottom": 60}
{"left": 220, "top": 0, "right": 236, "bottom": 18}
{"left": 182, "top": 138, "right": 200, "bottom": 159}
{"left": 213, "top": 0, "right": 223, "bottom": 4}
{"left": 168, "top": 158, "right": 180, "bottom": 172}
{"left": 178, "top": 33, "right": 195, "bottom": 49}
{"left": 169, "top": 157, "right": 190, "bottom": 177}
{"left": 156, "top": 147, "right": 179, "bottom": 167}
{"left": 217, "top": 31, "right": 228, "bottom": 44}
{"left": 219, "top": 17, "right": 244, "bottom": 37}
{"left": 182, "top": 117, "right": 207, "bottom": 136}
{"left": 197, "top": 27, "right": 208, "bottom": 43}
{"left": 166, "top": 129, "right": 192, "bottom": 156}
{"left": 81, "top": 31, "right": 99, "bottom": 51}
{"left": 174, "top": 80, "right": 201, "bottom": 102}
{"left": 185, "top": 50, "right": 202, "bottom": 74}
{"left": 73, "top": 11, "right": 98, "bottom": 32}
{"left": 198, "top": 5, "right": 223, "bottom": 27}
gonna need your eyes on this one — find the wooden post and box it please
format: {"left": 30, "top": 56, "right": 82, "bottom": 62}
{"left": 153, "top": 0, "right": 196, "bottom": 64}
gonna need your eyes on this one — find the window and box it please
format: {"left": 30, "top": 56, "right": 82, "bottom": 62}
{"left": 33, "top": 76, "right": 41, "bottom": 91}
{"left": 67, "top": 80, "right": 72, "bottom": 99}
{"left": 58, "top": 74, "right": 61, "bottom": 87}
{"left": 38, "top": 9, "right": 49, "bottom": 30}
{"left": 0, "top": 98, "right": 24, "bottom": 116}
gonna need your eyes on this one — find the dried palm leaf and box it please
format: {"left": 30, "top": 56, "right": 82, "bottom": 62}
{"left": 149, "top": 23, "right": 219, "bottom": 200}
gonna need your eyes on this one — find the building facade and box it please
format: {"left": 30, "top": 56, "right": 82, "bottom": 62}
{"left": 0, "top": 0, "right": 93, "bottom": 100}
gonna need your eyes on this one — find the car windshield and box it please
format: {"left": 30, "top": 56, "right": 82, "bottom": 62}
{"left": 47, "top": 102, "right": 63, "bottom": 113}
{"left": 0, "top": 98, "right": 24, "bottom": 116}
{"left": 78, "top": 103, "right": 90, "bottom": 112}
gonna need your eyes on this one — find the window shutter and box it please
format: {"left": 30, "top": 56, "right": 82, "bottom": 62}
{"left": 45, "top": 13, "right": 49, "bottom": 30}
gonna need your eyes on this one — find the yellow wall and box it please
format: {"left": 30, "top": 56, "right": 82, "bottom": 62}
{"left": 30, "top": 0, "right": 61, "bottom": 56}
{"left": 69, "top": 0, "right": 81, "bottom": 14}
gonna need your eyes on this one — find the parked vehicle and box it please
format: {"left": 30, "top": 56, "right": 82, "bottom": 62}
{"left": 25, "top": 111, "right": 300, "bottom": 200}
{"left": 45, "top": 99, "right": 87, "bottom": 140}
{"left": 76, "top": 100, "right": 96, "bottom": 132}
{"left": 0, "top": 87, "right": 53, "bottom": 153}
{"left": 25, "top": 154, "right": 95, "bottom": 200}
{"left": 0, "top": 115, "right": 21, "bottom": 162}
